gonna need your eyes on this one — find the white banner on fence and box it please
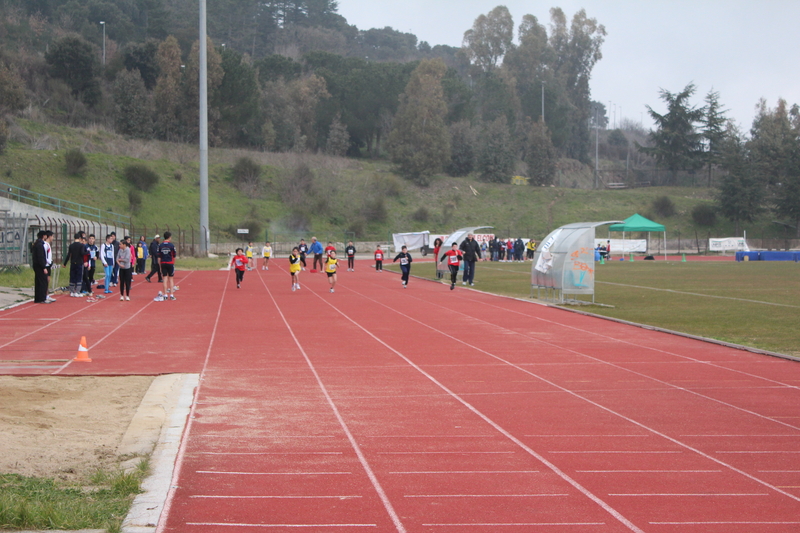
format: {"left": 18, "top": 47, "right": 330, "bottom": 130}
{"left": 709, "top": 237, "right": 749, "bottom": 252}
{"left": 392, "top": 231, "right": 430, "bottom": 252}
{"left": 595, "top": 238, "right": 646, "bottom": 253}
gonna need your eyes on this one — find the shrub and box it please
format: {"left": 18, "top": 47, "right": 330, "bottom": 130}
{"left": 123, "top": 163, "right": 159, "bottom": 192}
{"left": 411, "top": 206, "right": 429, "bottom": 222}
{"left": 64, "top": 148, "right": 87, "bottom": 176}
{"left": 692, "top": 203, "right": 717, "bottom": 227}
{"left": 652, "top": 195, "right": 676, "bottom": 218}
{"left": 361, "top": 197, "right": 387, "bottom": 223}
{"left": 0, "top": 118, "right": 8, "bottom": 155}
{"left": 173, "top": 171, "right": 183, "bottom": 181}
{"left": 128, "top": 189, "right": 142, "bottom": 212}
{"left": 232, "top": 157, "right": 262, "bottom": 195}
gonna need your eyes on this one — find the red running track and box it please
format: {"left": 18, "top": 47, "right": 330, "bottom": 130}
{"left": 2, "top": 264, "right": 800, "bottom": 532}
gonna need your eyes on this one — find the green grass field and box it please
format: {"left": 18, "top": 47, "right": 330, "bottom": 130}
{"left": 390, "top": 259, "right": 800, "bottom": 357}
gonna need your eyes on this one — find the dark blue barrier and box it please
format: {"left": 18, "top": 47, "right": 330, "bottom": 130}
{"left": 736, "top": 251, "right": 800, "bottom": 262}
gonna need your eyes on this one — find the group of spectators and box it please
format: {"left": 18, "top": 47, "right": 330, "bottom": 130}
{"left": 30, "top": 231, "right": 173, "bottom": 303}
{"left": 485, "top": 237, "right": 536, "bottom": 262}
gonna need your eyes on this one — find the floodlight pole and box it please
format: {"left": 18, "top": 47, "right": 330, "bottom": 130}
{"left": 199, "top": 0, "right": 209, "bottom": 255}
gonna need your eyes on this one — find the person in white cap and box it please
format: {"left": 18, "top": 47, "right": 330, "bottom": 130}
{"left": 145, "top": 234, "right": 162, "bottom": 283}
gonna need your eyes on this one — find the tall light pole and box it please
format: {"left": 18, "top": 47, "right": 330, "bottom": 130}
{"left": 199, "top": 0, "right": 209, "bottom": 254}
{"left": 594, "top": 106, "right": 599, "bottom": 189}
{"left": 99, "top": 21, "right": 106, "bottom": 66}
{"left": 541, "top": 82, "right": 545, "bottom": 122}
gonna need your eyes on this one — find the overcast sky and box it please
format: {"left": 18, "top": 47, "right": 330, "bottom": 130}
{"left": 337, "top": 0, "right": 800, "bottom": 132}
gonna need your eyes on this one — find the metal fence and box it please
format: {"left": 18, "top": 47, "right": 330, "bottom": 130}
{"left": 1, "top": 181, "right": 131, "bottom": 228}
{"left": 0, "top": 212, "right": 29, "bottom": 267}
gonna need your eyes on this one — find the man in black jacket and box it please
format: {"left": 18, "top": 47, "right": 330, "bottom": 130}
{"left": 459, "top": 233, "right": 482, "bottom": 286}
{"left": 145, "top": 235, "right": 162, "bottom": 283}
{"left": 32, "top": 231, "right": 52, "bottom": 303}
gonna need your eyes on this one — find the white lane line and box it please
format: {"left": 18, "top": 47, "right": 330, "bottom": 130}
{"left": 549, "top": 451, "right": 681, "bottom": 454}
{"left": 317, "top": 291, "right": 646, "bottom": 533}
{"left": 478, "top": 292, "right": 800, "bottom": 393}
{"left": 196, "top": 470, "right": 351, "bottom": 475}
{"left": 610, "top": 493, "right": 769, "bottom": 497}
{"left": 187, "top": 522, "right": 376, "bottom": 528}
{"left": 196, "top": 451, "right": 343, "bottom": 455}
{"left": 194, "top": 434, "right": 337, "bottom": 438}
{"left": 423, "top": 523, "right": 605, "bottom": 527}
{"left": 716, "top": 451, "right": 800, "bottom": 454}
{"left": 390, "top": 470, "right": 540, "bottom": 474}
{"left": 526, "top": 435, "right": 650, "bottom": 438}
{"left": 342, "top": 286, "right": 800, "bottom": 506}
{"left": 190, "top": 495, "right": 361, "bottom": 499}
{"left": 597, "top": 280, "right": 800, "bottom": 309}
{"left": 681, "top": 434, "right": 800, "bottom": 437}
{"left": 363, "top": 435, "right": 495, "bottom": 438}
{"left": 377, "top": 451, "right": 513, "bottom": 455}
{"left": 759, "top": 470, "right": 800, "bottom": 473}
{"left": 651, "top": 522, "right": 800, "bottom": 526}
{"left": 155, "top": 271, "right": 228, "bottom": 533}
{"left": 405, "top": 494, "right": 569, "bottom": 498}
{"left": 258, "top": 274, "right": 407, "bottom": 533}
{"left": 578, "top": 470, "right": 722, "bottom": 473}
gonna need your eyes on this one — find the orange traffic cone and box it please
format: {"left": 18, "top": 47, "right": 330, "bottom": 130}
{"left": 74, "top": 336, "right": 92, "bottom": 362}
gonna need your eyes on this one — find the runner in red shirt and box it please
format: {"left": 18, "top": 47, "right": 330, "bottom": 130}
{"left": 230, "top": 248, "right": 247, "bottom": 289}
{"left": 440, "top": 243, "right": 463, "bottom": 290}
{"left": 374, "top": 246, "right": 384, "bottom": 272}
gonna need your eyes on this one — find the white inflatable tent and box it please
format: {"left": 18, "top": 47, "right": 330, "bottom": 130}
{"left": 532, "top": 221, "right": 622, "bottom": 303}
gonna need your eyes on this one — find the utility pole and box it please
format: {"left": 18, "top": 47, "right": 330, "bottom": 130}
{"left": 541, "top": 82, "right": 545, "bottom": 122}
{"left": 594, "top": 106, "right": 599, "bottom": 189}
{"left": 99, "top": 21, "right": 105, "bottom": 66}
{"left": 199, "top": 0, "right": 209, "bottom": 255}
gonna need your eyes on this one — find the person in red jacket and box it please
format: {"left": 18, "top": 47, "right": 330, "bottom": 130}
{"left": 440, "top": 242, "right": 463, "bottom": 290}
{"left": 230, "top": 248, "right": 247, "bottom": 288}
{"left": 374, "top": 246, "right": 384, "bottom": 272}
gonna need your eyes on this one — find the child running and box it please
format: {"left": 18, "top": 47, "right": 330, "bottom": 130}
{"left": 374, "top": 245, "right": 384, "bottom": 272}
{"left": 289, "top": 247, "right": 302, "bottom": 291}
{"left": 393, "top": 245, "right": 413, "bottom": 288}
{"left": 231, "top": 248, "right": 247, "bottom": 288}
{"left": 440, "top": 242, "right": 463, "bottom": 290}
{"left": 245, "top": 242, "right": 254, "bottom": 270}
{"left": 345, "top": 241, "right": 356, "bottom": 271}
{"left": 325, "top": 250, "right": 339, "bottom": 293}
{"left": 262, "top": 242, "right": 272, "bottom": 270}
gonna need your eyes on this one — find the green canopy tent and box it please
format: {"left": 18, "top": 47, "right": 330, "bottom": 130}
{"left": 608, "top": 213, "right": 667, "bottom": 260}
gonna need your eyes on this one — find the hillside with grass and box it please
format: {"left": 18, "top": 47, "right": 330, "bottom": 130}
{"left": 0, "top": 118, "right": 784, "bottom": 245}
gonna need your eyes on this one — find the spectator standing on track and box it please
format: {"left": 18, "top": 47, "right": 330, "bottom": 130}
{"left": 32, "top": 230, "right": 52, "bottom": 303}
{"left": 309, "top": 237, "right": 324, "bottom": 271}
{"left": 481, "top": 240, "right": 488, "bottom": 260}
{"left": 100, "top": 234, "right": 115, "bottom": 294}
{"left": 136, "top": 236, "right": 148, "bottom": 274}
{"left": 345, "top": 241, "right": 356, "bottom": 271}
{"left": 606, "top": 240, "right": 612, "bottom": 260}
{"left": 459, "top": 233, "right": 482, "bottom": 286}
{"left": 325, "top": 241, "right": 336, "bottom": 260}
{"left": 83, "top": 234, "right": 98, "bottom": 294}
{"left": 145, "top": 235, "right": 162, "bottom": 283}
{"left": 498, "top": 240, "right": 505, "bottom": 262}
{"left": 245, "top": 242, "right": 254, "bottom": 270}
{"left": 109, "top": 232, "right": 120, "bottom": 286}
{"left": 63, "top": 232, "right": 87, "bottom": 297}
{"left": 393, "top": 245, "right": 413, "bottom": 288}
{"left": 325, "top": 250, "right": 339, "bottom": 293}
{"left": 262, "top": 242, "right": 272, "bottom": 270}
{"left": 506, "top": 239, "right": 514, "bottom": 262}
{"left": 158, "top": 231, "right": 177, "bottom": 300}
{"left": 289, "top": 247, "right": 302, "bottom": 291}
{"left": 298, "top": 239, "right": 308, "bottom": 271}
{"left": 440, "top": 242, "right": 463, "bottom": 290}
{"left": 374, "top": 245, "right": 384, "bottom": 272}
{"left": 231, "top": 248, "right": 247, "bottom": 288}
{"left": 117, "top": 239, "right": 133, "bottom": 301}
